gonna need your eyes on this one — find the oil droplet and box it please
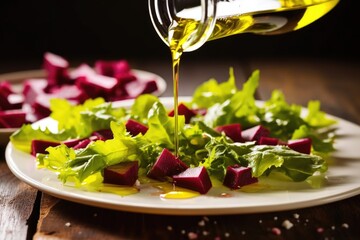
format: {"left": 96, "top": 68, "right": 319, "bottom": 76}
{"left": 99, "top": 183, "right": 139, "bottom": 196}
{"left": 153, "top": 182, "right": 200, "bottom": 199}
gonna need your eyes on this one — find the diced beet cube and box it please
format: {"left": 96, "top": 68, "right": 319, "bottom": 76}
{"left": 73, "top": 138, "right": 92, "bottom": 149}
{"left": 32, "top": 94, "right": 52, "bottom": 120}
{"left": 69, "top": 63, "right": 96, "bottom": 80}
{"left": 0, "top": 110, "right": 27, "bottom": 128}
{"left": 22, "top": 79, "right": 47, "bottom": 105}
{"left": 115, "top": 72, "right": 137, "bottom": 86}
{"left": 242, "top": 125, "right": 270, "bottom": 144}
{"left": 147, "top": 148, "right": 188, "bottom": 180}
{"left": 0, "top": 81, "right": 22, "bottom": 110}
{"left": 172, "top": 166, "right": 212, "bottom": 194}
{"left": 94, "top": 60, "right": 131, "bottom": 77}
{"left": 31, "top": 139, "right": 60, "bottom": 156}
{"left": 43, "top": 52, "right": 70, "bottom": 86}
{"left": 0, "top": 81, "right": 14, "bottom": 96}
{"left": 215, "top": 123, "right": 244, "bottom": 142}
{"left": 49, "top": 85, "right": 88, "bottom": 103}
{"left": 91, "top": 129, "right": 113, "bottom": 140}
{"left": 103, "top": 161, "right": 139, "bottom": 186}
{"left": 223, "top": 165, "right": 258, "bottom": 189}
{"left": 168, "top": 103, "right": 197, "bottom": 123}
{"left": 258, "top": 136, "right": 279, "bottom": 145}
{"left": 125, "top": 119, "right": 148, "bottom": 136}
{"left": 62, "top": 138, "right": 84, "bottom": 148}
{"left": 0, "top": 116, "right": 10, "bottom": 128}
{"left": 75, "top": 74, "right": 117, "bottom": 99}
{"left": 124, "top": 79, "right": 159, "bottom": 98}
{"left": 287, "top": 138, "right": 312, "bottom": 154}
{"left": 7, "top": 93, "right": 24, "bottom": 109}
{"left": 139, "top": 80, "right": 158, "bottom": 94}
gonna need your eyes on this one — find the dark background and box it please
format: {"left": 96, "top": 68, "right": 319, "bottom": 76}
{"left": 0, "top": 0, "right": 358, "bottom": 67}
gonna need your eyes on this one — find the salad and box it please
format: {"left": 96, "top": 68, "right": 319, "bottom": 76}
{"left": 10, "top": 68, "right": 337, "bottom": 197}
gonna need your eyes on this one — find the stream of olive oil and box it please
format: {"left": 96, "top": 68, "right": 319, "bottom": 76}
{"left": 167, "top": 0, "right": 338, "bottom": 156}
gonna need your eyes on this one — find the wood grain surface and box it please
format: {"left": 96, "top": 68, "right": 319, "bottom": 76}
{"left": 1, "top": 58, "right": 359, "bottom": 240}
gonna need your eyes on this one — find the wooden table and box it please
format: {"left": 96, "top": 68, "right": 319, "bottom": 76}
{"left": 1, "top": 57, "right": 360, "bottom": 240}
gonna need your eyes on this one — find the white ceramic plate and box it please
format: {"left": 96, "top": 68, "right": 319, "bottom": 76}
{"left": 0, "top": 69, "right": 167, "bottom": 146}
{"left": 5, "top": 97, "right": 360, "bottom": 215}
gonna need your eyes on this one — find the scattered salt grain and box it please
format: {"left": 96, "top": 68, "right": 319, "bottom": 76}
{"left": 224, "top": 232, "right": 230, "bottom": 238}
{"left": 203, "top": 216, "right": 209, "bottom": 222}
{"left": 259, "top": 219, "right": 263, "bottom": 223}
{"left": 271, "top": 227, "right": 282, "bottom": 235}
{"left": 331, "top": 226, "right": 336, "bottom": 230}
{"left": 65, "top": 222, "right": 71, "bottom": 227}
{"left": 181, "top": 230, "right": 186, "bottom": 235}
{"left": 93, "top": 213, "right": 98, "bottom": 217}
{"left": 241, "top": 230, "right": 246, "bottom": 235}
{"left": 198, "top": 220, "right": 205, "bottom": 227}
{"left": 274, "top": 216, "right": 278, "bottom": 220}
{"left": 135, "top": 180, "right": 141, "bottom": 187}
{"left": 317, "top": 227, "right": 324, "bottom": 233}
{"left": 167, "top": 225, "right": 173, "bottom": 231}
{"left": 202, "top": 230, "right": 209, "bottom": 236}
{"left": 342, "top": 223, "right": 349, "bottom": 229}
{"left": 188, "top": 232, "right": 198, "bottom": 239}
{"left": 293, "top": 213, "right": 299, "bottom": 219}
{"left": 282, "top": 220, "right": 294, "bottom": 230}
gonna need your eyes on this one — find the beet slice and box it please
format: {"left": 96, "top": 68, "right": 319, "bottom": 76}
{"left": 215, "top": 123, "right": 244, "bottom": 142}
{"left": 125, "top": 119, "right": 148, "bottom": 136}
{"left": 103, "top": 161, "right": 139, "bottom": 186}
{"left": 168, "top": 103, "right": 197, "bottom": 124}
{"left": 242, "top": 125, "right": 270, "bottom": 143}
{"left": 287, "top": 138, "right": 312, "bottom": 154}
{"left": 0, "top": 110, "right": 27, "bottom": 128}
{"left": 172, "top": 166, "right": 212, "bottom": 194}
{"left": 31, "top": 139, "right": 60, "bottom": 156}
{"left": 223, "top": 165, "right": 258, "bottom": 189}
{"left": 43, "top": 52, "right": 70, "bottom": 86}
{"left": 258, "top": 136, "right": 279, "bottom": 145}
{"left": 147, "top": 148, "right": 188, "bottom": 180}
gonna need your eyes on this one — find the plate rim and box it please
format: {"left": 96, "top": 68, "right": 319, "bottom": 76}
{"left": 5, "top": 97, "right": 360, "bottom": 215}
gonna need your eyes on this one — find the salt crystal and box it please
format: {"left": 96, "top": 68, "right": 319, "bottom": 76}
{"left": 202, "top": 230, "right": 209, "bottom": 236}
{"left": 293, "top": 213, "right": 300, "bottom": 219}
{"left": 198, "top": 220, "right": 205, "bottom": 227}
{"left": 188, "top": 232, "right": 198, "bottom": 239}
{"left": 167, "top": 225, "right": 173, "bottom": 231}
{"left": 282, "top": 220, "right": 294, "bottom": 230}
{"left": 342, "top": 223, "right": 349, "bottom": 229}
{"left": 65, "top": 222, "right": 71, "bottom": 227}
